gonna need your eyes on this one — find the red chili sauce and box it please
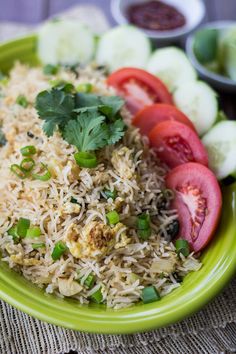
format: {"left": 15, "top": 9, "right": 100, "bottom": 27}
{"left": 127, "top": 1, "right": 186, "bottom": 31}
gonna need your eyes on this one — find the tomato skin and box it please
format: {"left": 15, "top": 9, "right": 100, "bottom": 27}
{"left": 107, "top": 67, "right": 173, "bottom": 114}
{"left": 149, "top": 120, "right": 208, "bottom": 168}
{"left": 166, "top": 163, "right": 222, "bottom": 252}
{"left": 133, "top": 103, "right": 196, "bottom": 135}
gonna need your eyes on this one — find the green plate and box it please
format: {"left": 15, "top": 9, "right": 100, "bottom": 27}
{"left": 0, "top": 35, "right": 236, "bottom": 334}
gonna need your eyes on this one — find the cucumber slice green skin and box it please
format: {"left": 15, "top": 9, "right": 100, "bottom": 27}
{"left": 173, "top": 81, "right": 218, "bottom": 136}
{"left": 194, "top": 29, "right": 218, "bottom": 64}
{"left": 147, "top": 47, "right": 197, "bottom": 92}
{"left": 96, "top": 25, "right": 151, "bottom": 73}
{"left": 38, "top": 20, "right": 95, "bottom": 66}
{"left": 202, "top": 121, "right": 236, "bottom": 180}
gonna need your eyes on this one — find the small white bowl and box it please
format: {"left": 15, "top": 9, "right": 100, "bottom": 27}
{"left": 111, "top": 0, "right": 206, "bottom": 44}
{"left": 186, "top": 21, "right": 236, "bottom": 93}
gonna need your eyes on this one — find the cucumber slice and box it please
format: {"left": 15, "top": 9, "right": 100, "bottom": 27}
{"left": 202, "top": 121, "right": 236, "bottom": 179}
{"left": 96, "top": 25, "right": 151, "bottom": 72}
{"left": 194, "top": 29, "right": 218, "bottom": 64}
{"left": 147, "top": 47, "right": 197, "bottom": 92}
{"left": 173, "top": 81, "right": 218, "bottom": 136}
{"left": 38, "top": 20, "right": 95, "bottom": 66}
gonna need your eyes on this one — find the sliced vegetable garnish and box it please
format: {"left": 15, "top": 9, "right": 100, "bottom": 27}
{"left": 83, "top": 274, "right": 96, "bottom": 289}
{"left": 20, "top": 145, "right": 37, "bottom": 156}
{"left": 16, "top": 95, "right": 28, "bottom": 108}
{"left": 142, "top": 286, "right": 161, "bottom": 304}
{"left": 32, "top": 163, "right": 51, "bottom": 181}
{"left": 106, "top": 210, "right": 120, "bottom": 225}
{"left": 138, "top": 228, "right": 151, "bottom": 240}
{"left": 10, "top": 164, "right": 27, "bottom": 179}
{"left": 20, "top": 158, "right": 35, "bottom": 172}
{"left": 51, "top": 241, "right": 68, "bottom": 260}
{"left": 43, "top": 64, "right": 59, "bottom": 75}
{"left": 17, "top": 218, "right": 30, "bottom": 238}
{"left": 77, "top": 83, "right": 93, "bottom": 93}
{"left": 32, "top": 243, "right": 46, "bottom": 249}
{"left": 103, "top": 189, "right": 117, "bottom": 200}
{"left": 7, "top": 226, "right": 19, "bottom": 242}
{"left": 70, "top": 197, "right": 78, "bottom": 204}
{"left": 74, "top": 152, "right": 98, "bottom": 168}
{"left": 26, "top": 227, "right": 41, "bottom": 238}
{"left": 90, "top": 288, "right": 103, "bottom": 304}
{"left": 137, "top": 213, "right": 150, "bottom": 230}
{"left": 175, "top": 239, "right": 190, "bottom": 257}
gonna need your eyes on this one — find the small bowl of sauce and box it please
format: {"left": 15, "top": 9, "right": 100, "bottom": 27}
{"left": 111, "top": 0, "right": 206, "bottom": 44}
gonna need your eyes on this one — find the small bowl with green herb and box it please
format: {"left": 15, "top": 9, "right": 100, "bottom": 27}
{"left": 186, "top": 21, "right": 236, "bottom": 92}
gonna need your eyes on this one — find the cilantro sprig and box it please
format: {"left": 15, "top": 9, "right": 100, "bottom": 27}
{"left": 35, "top": 85, "right": 125, "bottom": 154}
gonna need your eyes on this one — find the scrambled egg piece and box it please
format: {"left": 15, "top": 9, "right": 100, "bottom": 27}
{"left": 111, "top": 147, "right": 135, "bottom": 179}
{"left": 150, "top": 254, "right": 178, "bottom": 274}
{"left": 58, "top": 278, "right": 82, "bottom": 297}
{"left": 65, "top": 221, "right": 130, "bottom": 259}
{"left": 10, "top": 254, "right": 41, "bottom": 266}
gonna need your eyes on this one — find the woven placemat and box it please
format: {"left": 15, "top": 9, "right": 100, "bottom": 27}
{"left": 0, "top": 5, "right": 236, "bottom": 354}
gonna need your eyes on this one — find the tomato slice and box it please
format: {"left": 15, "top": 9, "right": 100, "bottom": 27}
{"left": 107, "top": 68, "right": 173, "bottom": 115}
{"left": 149, "top": 120, "right": 208, "bottom": 168}
{"left": 133, "top": 103, "right": 196, "bottom": 135}
{"left": 166, "top": 163, "right": 222, "bottom": 252}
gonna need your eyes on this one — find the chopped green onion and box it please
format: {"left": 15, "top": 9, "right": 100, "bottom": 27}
{"left": 32, "top": 163, "right": 51, "bottom": 181}
{"left": 142, "top": 286, "right": 161, "bottom": 304}
{"left": 51, "top": 241, "right": 68, "bottom": 260}
{"left": 10, "top": 164, "right": 27, "bottom": 179}
{"left": 43, "top": 64, "right": 59, "bottom": 76}
{"left": 83, "top": 274, "right": 96, "bottom": 289}
{"left": 26, "top": 227, "right": 41, "bottom": 238}
{"left": 7, "top": 226, "right": 19, "bottom": 242}
{"left": 70, "top": 197, "right": 78, "bottom": 204}
{"left": 137, "top": 213, "right": 150, "bottom": 230}
{"left": 50, "top": 80, "right": 75, "bottom": 93}
{"left": 106, "top": 210, "right": 119, "bottom": 225}
{"left": 104, "top": 189, "right": 117, "bottom": 200}
{"left": 20, "top": 158, "right": 35, "bottom": 172}
{"left": 175, "top": 239, "right": 190, "bottom": 257}
{"left": 20, "top": 145, "right": 37, "bottom": 156}
{"left": 16, "top": 95, "right": 28, "bottom": 108}
{"left": 90, "top": 288, "right": 103, "bottom": 304}
{"left": 74, "top": 152, "right": 98, "bottom": 168}
{"left": 32, "top": 243, "right": 45, "bottom": 249}
{"left": 76, "top": 83, "right": 93, "bottom": 93}
{"left": 17, "top": 218, "right": 30, "bottom": 238}
{"left": 138, "top": 228, "right": 151, "bottom": 240}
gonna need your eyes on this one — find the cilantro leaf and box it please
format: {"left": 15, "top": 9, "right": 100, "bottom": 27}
{"left": 63, "top": 111, "right": 109, "bottom": 151}
{"left": 35, "top": 89, "right": 75, "bottom": 136}
{"left": 107, "top": 119, "right": 126, "bottom": 145}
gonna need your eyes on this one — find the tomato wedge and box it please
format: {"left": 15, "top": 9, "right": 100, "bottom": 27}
{"left": 166, "top": 163, "right": 222, "bottom": 252}
{"left": 133, "top": 103, "right": 196, "bottom": 135}
{"left": 149, "top": 120, "right": 208, "bottom": 168}
{"left": 107, "top": 68, "right": 173, "bottom": 115}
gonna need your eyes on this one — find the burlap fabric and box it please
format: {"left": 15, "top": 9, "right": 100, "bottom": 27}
{"left": 0, "top": 5, "right": 236, "bottom": 354}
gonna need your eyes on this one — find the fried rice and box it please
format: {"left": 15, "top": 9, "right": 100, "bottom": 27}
{"left": 0, "top": 63, "right": 201, "bottom": 309}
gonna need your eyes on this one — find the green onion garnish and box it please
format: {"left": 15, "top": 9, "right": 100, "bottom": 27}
{"left": 50, "top": 80, "right": 75, "bottom": 93}
{"left": 138, "top": 228, "right": 151, "bottom": 240}
{"left": 175, "top": 239, "right": 190, "bottom": 257}
{"left": 20, "top": 145, "right": 37, "bottom": 156}
{"left": 32, "top": 163, "right": 51, "bottom": 181}
{"left": 26, "top": 227, "right": 41, "bottom": 238}
{"left": 70, "top": 197, "right": 78, "bottom": 204}
{"left": 16, "top": 218, "right": 30, "bottom": 238}
{"left": 90, "top": 288, "right": 103, "bottom": 304}
{"left": 106, "top": 210, "right": 119, "bottom": 225}
{"left": 32, "top": 243, "right": 45, "bottom": 249}
{"left": 104, "top": 189, "right": 117, "bottom": 200}
{"left": 43, "top": 64, "right": 59, "bottom": 76}
{"left": 137, "top": 213, "right": 150, "bottom": 230}
{"left": 74, "top": 152, "right": 98, "bottom": 168}
{"left": 10, "top": 164, "right": 27, "bottom": 179}
{"left": 51, "top": 241, "right": 68, "bottom": 260}
{"left": 83, "top": 274, "right": 96, "bottom": 289}
{"left": 16, "top": 95, "right": 28, "bottom": 108}
{"left": 20, "top": 158, "right": 35, "bottom": 172}
{"left": 76, "top": 83, "right": 93, "bottom": 93}
{"left": 142, "top": 286, "right": 161, "bottom": 304}
{"left": 7, "top": 226, "right": 19, "bottom": 242}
